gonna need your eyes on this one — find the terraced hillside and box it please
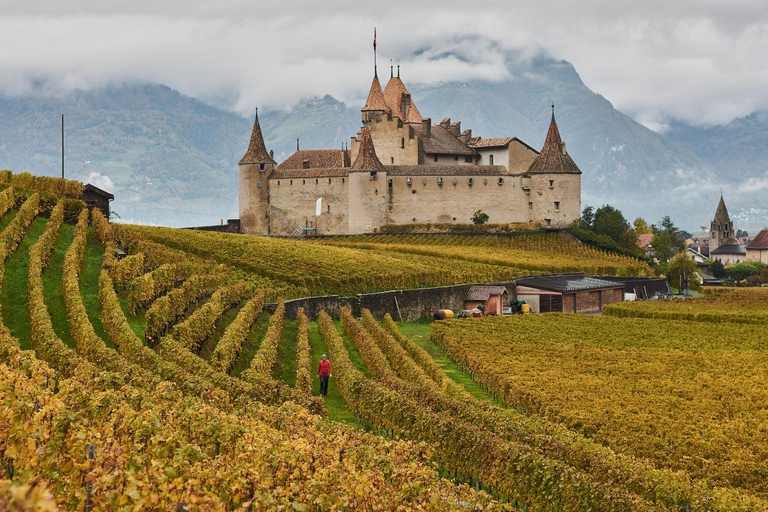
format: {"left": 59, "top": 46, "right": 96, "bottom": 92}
{"left": 1, "top": 172, "right": 763, "bottom": 511}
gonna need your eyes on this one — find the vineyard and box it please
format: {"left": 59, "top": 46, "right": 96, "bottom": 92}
{"left": 604, "top": 287, "right": 768, "bottom": 324}
{"left": 1, "top": 172, "right": 765, "bottom": 510}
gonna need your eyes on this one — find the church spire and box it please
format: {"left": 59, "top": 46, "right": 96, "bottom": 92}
{"left": 351, "top": 127, "right": 384, "bottom": 171}
{"left": 239, "top": 108, "right": 274, "bottom": 165}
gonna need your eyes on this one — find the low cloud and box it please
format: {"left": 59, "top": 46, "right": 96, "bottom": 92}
{"left": 85, "top": 171, "right": 114, "bottom": 191}
{"left": 1, "top": 1, "right": 768, "bottom": 129}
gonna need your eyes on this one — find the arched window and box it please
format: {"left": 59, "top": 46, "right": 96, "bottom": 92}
{"left": 489, "top": 155, "right": 494, "bottom": 165}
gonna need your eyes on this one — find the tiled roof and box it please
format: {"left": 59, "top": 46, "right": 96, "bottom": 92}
{"left": 636, "top": 233, "right": 654, "bottom": 248}
{"left": 746, "top": 229, "right": 768, "bottom": 250}
{"left": 710, "top": 243, "right": 747, "bottom": 255}
{"left": 419, "top": 124, "right": 476, "bottom": 156}
{"left": 713, "top": 195, "right": 730, "bottom": 223}
{"left": 516, "top": 274, "right": 623, "bottom": 293}
{"left": 386, "top": 165, "right": 507, "bottom": 176}
{"left": 468, "top": 137, "right": 514, "bottom": 148}
{"left": 465, "top": 285, "right": 508, "bottom": 301}
{"left": 362, "top": 77, "right": 389, "bottom": 112}
{"left": 277, "top": 150, "right": 350, "bottom": 170}
{"left": 351, "top": 127, "right": 384, "bottom": 171}
{"left": 383, "top": 77, "right": 423, "bottom": 123}
{"left": 527, "top": 112, "right": 581, "bottom": 174}
{"left": 468, "top": 137, "right": 540, "bottom": 153}
{"left": 271, "top": 168, "right": 348, "bottom": 179}
{"left": 239, "top": 109, "right": 275, "bottom": 165}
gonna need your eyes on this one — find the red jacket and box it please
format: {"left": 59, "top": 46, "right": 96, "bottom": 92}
{"left": 318, "top": 360, "right": 332, "bottom": 376}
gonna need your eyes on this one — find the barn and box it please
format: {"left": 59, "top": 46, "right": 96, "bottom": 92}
{"left": 464, "top": 285, "right": 508, "bottom": 316}
{"left": 515, "top": 274, "right": 624, "bottom": 314}
{"left": 82, "top": 183, "right": 114, "bottom": 219}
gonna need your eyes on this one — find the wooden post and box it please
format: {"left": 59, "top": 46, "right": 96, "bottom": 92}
{"left": 394, "top": 296, "right": 403, "bottom": 324}
{"left": 85, "top": 443, "right": 95, "bottom": 512}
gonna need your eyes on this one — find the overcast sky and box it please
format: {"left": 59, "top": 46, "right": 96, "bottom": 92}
{"left": 1, "top": 0, "right": 767, "bottom": 131}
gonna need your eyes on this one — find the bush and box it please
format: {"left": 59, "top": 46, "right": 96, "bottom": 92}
{"left": 61, "top": 198, "right": 87, "bottom": 224}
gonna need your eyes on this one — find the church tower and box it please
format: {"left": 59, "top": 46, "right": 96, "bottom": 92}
{"left": 526, "top": 107, "right": 582, "bottom": 228}
{"left": 239, "top": 109, "right": 275, "bottom": 235}
{"left": 709, "top": 195, "right": 737, "bottom": 252}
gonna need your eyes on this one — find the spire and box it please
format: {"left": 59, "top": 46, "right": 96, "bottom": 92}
{"left": 714, "top": 195, "right": 730, "bottom": 223}
{"left": 383, "top": 73, "right": 422, "bottom": 123}
{"left": 527, "top": 107, "right": 581, "bottom": 174}
{"left": 239, "top": 108, "right": 275, "bottom": 165}
{"left": 351, "top": 127, "right": 384, "bottom": 171}
{"left": 373, "top": 27, "right": 378, "bottom": 78}
{"left": 362, "top": 76, "right": 388, "bottom": 112}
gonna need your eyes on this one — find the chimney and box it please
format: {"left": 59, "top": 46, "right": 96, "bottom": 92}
{"left": 560, "top": 141, "right": 566, "bottom": 155}
{"left": 400, "top": 93, "right": 411, "bottom": 121}
{"left": 448, "top": 121, "right": 461, "bottom": 136}
{"left": 459, "top": 129, "right": 472, "bottom": 144}
{"left": 440, "top": 118, "right": 451, "bottom": 129}
{"left": 269, "top": 149, "right": 274, "bottom": 160}
{"left": 422, "top": 118, "right": 431, "bottom": 138}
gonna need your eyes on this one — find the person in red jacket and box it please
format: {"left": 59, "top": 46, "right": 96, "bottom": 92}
{"left": 317, "top": 354, "right": 332, "bottom": 396}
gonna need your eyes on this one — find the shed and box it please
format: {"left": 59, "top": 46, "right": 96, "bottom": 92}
{"left": 82, "top": 183, "right": 114, "bottom": 219}
{"left": 464, "top": 285, "right": 508, "bottom": 316}
{"left": 515, "top": 274, "right": 624, "bottom": 313}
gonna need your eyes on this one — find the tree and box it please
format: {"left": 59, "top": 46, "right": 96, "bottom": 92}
{"left": 668, "top": 253, "right": 700, "bottom": 292}
{"left": 471, "top": 210, "right": 489, "bottom": 225}
{"left": 708, "top": 259, "right": 727, "bottom": 279}
{"left": 651, "top": 230, "right": 674, "bottom": 265}
{"left": 736, "top": 229, "right": 749, "bottom": 238}
{"left": 594, "top": 205, "right": 634, "bottom": 249}
{"left": 633, "top": 218, "right": 652, "bottom": 234}
{"left": 580, "top": 206, "right": 595, "bottom": 230}
{"left": 727, "top": 261, "right": 767, "bottom": 282}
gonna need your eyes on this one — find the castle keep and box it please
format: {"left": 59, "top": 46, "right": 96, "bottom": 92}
{"left": 239, "top": 68, "right": 582, "bottom": 235}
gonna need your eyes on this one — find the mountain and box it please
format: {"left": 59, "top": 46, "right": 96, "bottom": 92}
{"left": 0, "top": 53, "right": 766, "bottom": 229}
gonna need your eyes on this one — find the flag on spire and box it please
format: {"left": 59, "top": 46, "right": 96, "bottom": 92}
{"left": 373, "top": 27, "right": 377, "bottom": 52}
{"left": 373, "top": 27, "right": 378, "bottom": 77}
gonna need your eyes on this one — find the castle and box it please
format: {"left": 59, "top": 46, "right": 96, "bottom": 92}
{"left": 239, "top": 66, "right": 582, "bottom": 235}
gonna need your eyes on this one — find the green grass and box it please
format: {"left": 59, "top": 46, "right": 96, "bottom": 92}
{"left": 396, "top": 321, "right": 502, "bottom": 405}
{"left": 309, "top": 321, "right": 361, "bottom": 429}
{"left": 43, "top": 223, "right": 75, "bottom": 348}
{"left": 280, "top": 319, "right": 298, "bottom": 386}
{"left": 1, "top": 217, "right": 47, "bottom": 349}
{"left": 198, "top": 300, "right": 245, "bottom": 361}
{"left": 81, "top": 228, "right": 112, "bottom": 348}
{"left": 335, "top": 320, "right": 370, "bottom": 377}
{"left": 0, "top": 210, "right": 18, "bottom": 232}
{"left": 230, "top": 311, "right": 270, "bottom": 378}
{"left": 118, "top": 296, "right": 146, "bottom": 341}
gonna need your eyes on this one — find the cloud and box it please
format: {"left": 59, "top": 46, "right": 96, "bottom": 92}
{"left": 85, "top": 171, "right": 114, "bottom": 191}
{"left": 1, "top": 1, "right": 768, "bottom": 128}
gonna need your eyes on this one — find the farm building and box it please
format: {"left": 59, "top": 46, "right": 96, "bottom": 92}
{"left": 82, "top": 183, "right": 114, "bottom": 219}
{"left": 463, "top": 285, "right": 508, "bottom": 315}
{"left": 515, "top": 274, "right": 624, "bottom": 313}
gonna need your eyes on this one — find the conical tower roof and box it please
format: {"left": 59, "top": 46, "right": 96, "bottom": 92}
{"left": 239, "top": 109, "right": 275, "bottom": 165}
{"left": 383, "top": 76, "right": 423, "bottom": 123}
{"left": 528, "top": 108, "right": 581, "bottom": 174}
{"left": 351, "top": 127, "right": 384, "bottom": 171}
{"left": 362, "top": 77, "right": 389, "bottom": 112}
{"left": 713, "top": 195, "right": 730, "bottom": 223}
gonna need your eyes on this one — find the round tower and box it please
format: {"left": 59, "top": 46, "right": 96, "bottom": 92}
{"left": 239, "top": 109, "right": 276, "bottom": 235}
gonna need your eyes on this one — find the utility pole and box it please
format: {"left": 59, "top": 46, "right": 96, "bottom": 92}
{"left": 61, "top": 114, "right": 65, "bottom": 179}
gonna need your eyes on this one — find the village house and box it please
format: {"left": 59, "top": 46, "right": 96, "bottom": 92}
{"left": 746, "top": 229, "right": 768, "bottom": 264}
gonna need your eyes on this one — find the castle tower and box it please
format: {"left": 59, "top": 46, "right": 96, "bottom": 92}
{"left": 239, "top": 109, "right": 276, "bottom": 235}
{"left": 361, "top": 75, "right": 389, "bottom": 125}
{"left": 348, "top": 127, "right": 387, "bottom": 233}
{"left": 526, "top": 106, "right": 582, "bottom": 228}
{"left": 709, "top": 195, "right": 738, "bottom": 251}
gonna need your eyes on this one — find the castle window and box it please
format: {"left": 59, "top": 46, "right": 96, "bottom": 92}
{"left": 370, "top": 172, "right": 378, "bottom": 181}
{"left": 465, "top": 156, "right": 473, "bottom": 163}
{"left": 529, "top": 202, "right": 533, "bottom": 210}
{"left": 329, "top": 178, "right": 332, "bottom": 184}
{"left": 327, "top": 204, "right": 331, "bottom": 213}
{"left": 454, "top": 155, "right": 459, "bottom": 161}
{"left": 277, "top": 181, "right": 280, "bottom": 186}
{"left": 406, "top": 177, "right": 412, "bottom": 185}
{"left": 545, "top": 219, "right": 551, "bottom": 227}
{"left": 468, "top": 178, "right": 474, "bottom": 186}
{"left": 489, "top": 155, "right": 494, "bottom": 165}
{"left": 497, "top": 177, "right": 504, "bottom": 185}
{"left": 549, "top": 179, "right": 554, "bottom": 188}
{"left": 257, "top": 181, "right": 261, "bottom": 188}
{"left": 342, "top": 178, "right": 345, "bottom": 183}
{"left": 401, "top": 138, "right": 405, "bottom": 148}
{"left": 437, "top": 177, "right": 443, "bottom": 186}
{"left": 302, "top": 179, "right": 306, "bottom": 185}
{"left": 388, "top": 179, "right": 393, "bottom": 188}
{"left": 391, "top": 157, "right": 394, "bottom": 164}
{"left": 316, "top": 179, "right": 318, "bottom": 184}
{"left": 259, "top": 164, "right": 265, "bottom": 171}
{"left": 555, "top": 201, "right": 560, "bottom": 212}
{"left": 290, "top": 180, "right": 293, "bottom": 185}
{"left": 433, "top": 155, "right": 438, "bottom": 162}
